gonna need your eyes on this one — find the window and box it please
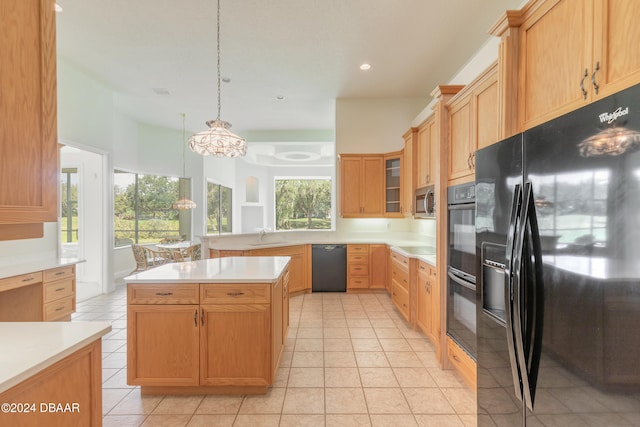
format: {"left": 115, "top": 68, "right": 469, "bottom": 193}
{"left": 275, "top": 178, "right": 331, "bottom": 230}
{"left": 207, "top": 182, "right": 233, "bottom": 234}
{"left": 60, "top": 168, "right": 79, "bottom": 243}
{"left": 113, "top": 170, "right": 191, "bottom": 247}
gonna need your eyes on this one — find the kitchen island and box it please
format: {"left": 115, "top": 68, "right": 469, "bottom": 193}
{"left": 0, "top": 321, "right": 111, "bottom": 427}
{"left": 124, "top": 256, "right": 290, "bottom": 395}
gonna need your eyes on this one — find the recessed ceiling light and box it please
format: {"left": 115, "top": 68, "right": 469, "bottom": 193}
{"left": 360, "top": 63, "right": 371, "bottom": 71}
{"left": 276, "top": 95, "right": 285, "bottom": 101}
{"left": 152, "top": 87, "right": 171, "bottom": 95}
{"left": 55, "top": 3, "right": 63, "bottom": 12}
{"left": 222, "top": 77, "right": 231, "bottom": 83}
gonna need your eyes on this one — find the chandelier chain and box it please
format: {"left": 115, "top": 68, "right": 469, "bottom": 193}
{"left": 216, "top": 0, "right": 221, "bottom": 121}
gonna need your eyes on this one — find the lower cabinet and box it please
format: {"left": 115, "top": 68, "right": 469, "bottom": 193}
{"left": 0, "top": 340, "right": 103, "bottom": 427}
{"left": 127, "top": 276, "right": 287, "bottom": 394}
{"left": 247, "top": 245, "right": 310, "bottom": 294}
{"left": 347, "top": 244, "right": 388, "bottom": 290}
{"left": 416, "top": 261, "right": 439, "bottom": 345}
{"left": 390, "top": 251, "right": 412, "bottom": 322}
{"left": 447, "top": 336, "right": 476, "bottom": 389}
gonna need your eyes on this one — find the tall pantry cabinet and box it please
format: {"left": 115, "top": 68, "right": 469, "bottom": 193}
{"left": 0, "top": 0, "right": 59, "bottom": 241}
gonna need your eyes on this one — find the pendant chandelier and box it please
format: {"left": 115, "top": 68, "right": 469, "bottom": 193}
{"left": 173, "top": 113, "right": 197, "bottom": 210}
{"left": 188, "top": 0, "right": 246, "bottom": 158}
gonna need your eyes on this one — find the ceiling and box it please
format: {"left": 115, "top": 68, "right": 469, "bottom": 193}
{"left": 55, "top": 0, "right": 522, "bottom": 166}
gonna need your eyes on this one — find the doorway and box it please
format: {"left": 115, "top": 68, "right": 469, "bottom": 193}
{"left": 60, "top": 145, "right": 106, "bottom": 301}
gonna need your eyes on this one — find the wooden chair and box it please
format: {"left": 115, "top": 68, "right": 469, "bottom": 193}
{"left": 169, "top": 244, "right": 201, "bottom": 262}
{"left": 131, "top": 244, "right": 171, "bottom": 273}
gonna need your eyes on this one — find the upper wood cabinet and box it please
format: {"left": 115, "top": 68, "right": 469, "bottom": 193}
{"left": 415, "top": 117, "right": 437, "bottom": 189}
{"left": 383, "top": 152, "right": 403, "bottom": 217}
{"left": 0, "top": 0, "right": 58, "bottom": 237}
{"left": 340, "top": 155, "right": 384, "bottom": 217}
{"left": 446, "top": 63, "right": 499, "bottom": 185}
{"left": 493, "top": 0, "right": 640, "bottom": 134}
{"left": 402, "top": 129, "right": 416, "bottom": 215}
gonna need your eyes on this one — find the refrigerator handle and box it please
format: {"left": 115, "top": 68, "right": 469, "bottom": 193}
{"left": 504, "top": 184, "right": 523, "bottom": 402}
{"left": 522, "top": 181, "right": 545, "bottom": 410}
{"left": 512, "top": 183, "right": 532, "bottom": 409}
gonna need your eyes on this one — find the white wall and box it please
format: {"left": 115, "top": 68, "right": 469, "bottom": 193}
{"left": 335, "top": 97, "right": 426, "bottom": 154}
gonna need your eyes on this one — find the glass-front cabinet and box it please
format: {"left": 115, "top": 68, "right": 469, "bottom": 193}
{"left": 384, "top": 152, "right": 403, "bottom": 217}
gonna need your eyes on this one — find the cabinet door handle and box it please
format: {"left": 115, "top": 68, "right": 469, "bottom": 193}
{"left": 426, "top": 174, "right": 430, "bottom": 183}
{"left": 591, "top": 61, "right": 600, "bottom": 95}
{"left": 194, "top": 309, "right": 198, "bottom": 327}
{"left": 55, "top": 306, "right": 64, "bottom": 312}
{"left": 55, "top": 287, "right": 65, "bottom": 292}
{"left": 467, "top": 153, "right": 472, "bottom": 169}
{"left": 55, "top": 271, "right": 65, "bottom": 276}
{"left": 580, "top": 68, "right": 589, "bottom": 99}
{"left": 452, "top": 354, "right": 461, "bottom": 363}
{"left": 22, "top": 277, "right": 35, "bottom": 282}
{"left": 155, "top": 292, "right": 173, "bottom": 296}
{"left": 201, "top": 309, "right": 205, "bottom": 325}
{"left": 227, "top": 291, "right": 244, "bottom": 297}
{"left": 471, "top": 152, "right": 475, "bottom": 169}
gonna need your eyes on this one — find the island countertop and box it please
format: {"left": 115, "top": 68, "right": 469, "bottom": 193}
{"left": 124, "top": 256, "right": 291, "bottom": 284}
{"left": 0, "top": 321, "right": 112, "bottom": 394}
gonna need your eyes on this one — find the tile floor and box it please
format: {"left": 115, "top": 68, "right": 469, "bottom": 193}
{"left": 73, "top": 286, "right": 476, "bottom": 427}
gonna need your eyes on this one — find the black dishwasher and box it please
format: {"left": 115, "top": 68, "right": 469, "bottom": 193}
{"left": 311, "top": 244, "right": 347, "bottom": 292}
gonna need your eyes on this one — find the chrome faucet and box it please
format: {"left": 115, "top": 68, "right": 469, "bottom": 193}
{"left": 259, "top": 229, "right": 267, "bottom": 242}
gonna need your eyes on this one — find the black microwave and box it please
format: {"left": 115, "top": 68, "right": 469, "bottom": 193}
{"left": 414, "top": 185, "right": 435, "bottom": 218}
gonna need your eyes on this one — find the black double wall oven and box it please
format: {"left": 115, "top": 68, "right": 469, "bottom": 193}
{"left": 446, "top": 182, "right": 477, "bottom": 359}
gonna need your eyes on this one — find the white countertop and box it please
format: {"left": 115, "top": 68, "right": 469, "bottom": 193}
{"left": 124, "top": 256, "right": 291, "bottom": 284}
{"left": 0, "top": 258, "right": 85, "bottom": 281}
{"left": 0, "top": 321, "right": 112, "bottom": 394}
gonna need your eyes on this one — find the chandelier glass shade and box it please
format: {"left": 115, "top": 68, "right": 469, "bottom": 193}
{"left": 189, "top": 119, "right": 246, "bottom": 157}
{"left": 188, "top": 0, "right": 246, "bottom": 158}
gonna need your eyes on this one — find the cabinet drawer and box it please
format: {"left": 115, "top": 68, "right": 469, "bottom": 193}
{"left": 43, "top": 278, "right": 74, "bottom": 303}
{"left": 43, "top": 265, "right": 75, "bottom": 282}
{"left": 128, "top": 284, "right": 199, "bottom": 304}
{"left": 390, "top": 251, "right": 409, "bottom": 268}
{"left": 347, "top": 253, "right": 368, "bottom": 264}
{"left": 44, "top": 295, "right": 74, "bottom": 321}
{"left": 348, "top": 276, "right": 369, "bottom": 289}
{"left": 391, "top": 263, "right": 409, "bottom": 291}
{"left": 348, "top": 264, "right": 368, "bottom": 276}
{"left": 347, "top": 244, "right": 369, "bottom": 254}
{"left": 391, "top": 282, "right": 410, "bottom": 321}
{"left": 201, "top": 284, "right": 270, "bottom": 305}
{"left": 0, "top": 272, "right": 42, "bottom": 293}
{"left": 447, "top": 337, "right": 476, "bottom": 389}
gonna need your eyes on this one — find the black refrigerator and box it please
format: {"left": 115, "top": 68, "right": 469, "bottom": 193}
{"left": 476, "top": 83, "right": 640, "bottom": 426}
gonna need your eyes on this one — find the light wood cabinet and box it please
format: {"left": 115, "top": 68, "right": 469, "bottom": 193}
{"left": 0, "top": 0, "right": 58, "bottom": 240}
{"left": 369, "top": 244, "right": 388, "bottom": 290}
{"left": 390, "top": 251, "right": 412, "bottom": 322}
{"left": 446, "top": 63, "right": 499, "bottom": 185}
{"left": 415, "top": 117, "right": 437, "bottom": 189}
{"left": 447, "top": 336, "right": 477, "bottom": 390}
{"left": 200, "top": 303, "right": 272, "bottom": 387}
{"left": 0, "top": 265, "right": 76, "bottom": 321}
{"left": 247, "top": 245, "right": 310, "bottom": 294}
{"left": 416, "top": 261, "right": 439, "bottom": 346}
{"left": 340, "top": 155, "right": 384, "bottom": 217}
{"left": 0, "top": 340, "right": 103, "bottom": 427}
{"left": 384, "top": 152, "right": 403, "bottom": 217}
{"left": 43, "top": 265, "right": 76, "bottom": 321}
{"left": 127, "top": 304, "right": 200, "bottom": 386}
{"left": 493, "top": 0, "right": 640, "bottom": 134}
{"left": 127, "top": 273, "right": 287, "bottom": 394}
{"left": 402, "top": 129, "right": 417, "bottom": 215}
{"left": 209, "top": 249, "right": 244, "bottom": 258}
{"left": 347, "top": 244, "right": 388, "bottom": 290}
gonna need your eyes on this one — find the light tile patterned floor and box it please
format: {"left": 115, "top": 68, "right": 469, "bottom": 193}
{"left": 73, "top": 287, "right": 477, "bottom": 427}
